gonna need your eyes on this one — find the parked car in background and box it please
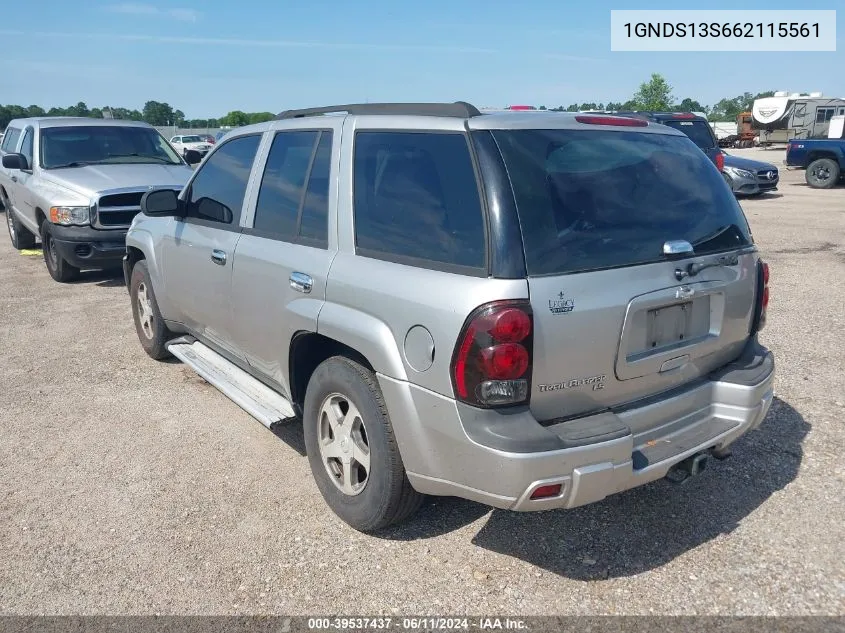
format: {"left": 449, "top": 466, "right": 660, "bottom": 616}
{"left": 615, "top": 111, "right": 725, "bottom": 172}
{"left": 124, "top": 103, "right": 773, "bottom": 532}
{"left": 785, "top": 135, "right": 845, "bottom": 189}
{"left": 721, "top": 151, "right": 779, "bottom": 196}
{"left": 198, "top": 134, "right": 216, "bottom": 145}
{"left": 169, "top": 134, "right": 213, "bottom": 159}
{"left": 215, "top": 130, "right": 229, "bottom": 142}
{"left": 0, "top": 117, "right": 196, "bottom": 282}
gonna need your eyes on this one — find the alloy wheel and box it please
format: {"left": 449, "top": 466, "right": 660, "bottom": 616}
{"left": 317, "top": 393, "right": 371, "bottom": 496}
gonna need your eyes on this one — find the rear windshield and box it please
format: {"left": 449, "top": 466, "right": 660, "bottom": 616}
{"left": 663, "top": 120, "right": 716, "bottom": 150}
{"left": 492, "top": 129, "right": 752, "bottom": 276}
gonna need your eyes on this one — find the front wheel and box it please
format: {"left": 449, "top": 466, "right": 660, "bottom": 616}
{"left": 129, "top": 260, "right": 173, "bottom": 360}
{"left": 303, "top": 356, "right": 423, "bottom": 532}
{"left": 805, "top": 158, "right": 840, "bottom": 189}
{"left": 41, "top": 223, "right": 79, "bottom": 282}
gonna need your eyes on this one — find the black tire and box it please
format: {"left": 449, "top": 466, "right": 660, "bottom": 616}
{"left": 805, "top": 158, "right": 840, "bottom": 189}
{"left": 2, "top": 191, "right": 36, "bottom": 250}
{"left": 40, "top": 223, "right": 79, "bottom": 283}
{"left": 129, "top": 260, "right": 173, "bottom": 360}
{"left": 303, "top": 356, "right": 423, "bottom": 532}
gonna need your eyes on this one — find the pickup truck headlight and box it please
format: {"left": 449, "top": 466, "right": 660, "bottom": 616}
{"left": 49, "top": 206, "right": 90, "bottom": 226}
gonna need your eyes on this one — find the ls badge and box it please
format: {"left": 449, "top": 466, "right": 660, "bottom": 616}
{"left": 549, "top": 291, "right": 575, "bottom": 314}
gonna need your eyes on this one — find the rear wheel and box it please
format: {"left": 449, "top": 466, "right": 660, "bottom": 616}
{"left": 303, "top": 356, "right": 423, "bottom": 532}
{"left": 40, "top": 223, "right": 79, "bottom": 282}
{"left": 2, "top": 190, "right": 36, "bottom": 250}
{"left": 805, "top": 158, "right": 840, "bottom": 189}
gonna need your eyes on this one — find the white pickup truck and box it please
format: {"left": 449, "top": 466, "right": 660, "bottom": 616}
{"left": 0, "top": 117, "right": 197, "bottom": 282}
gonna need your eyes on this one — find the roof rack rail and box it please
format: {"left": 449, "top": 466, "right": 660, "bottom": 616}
{"left": 274, "top": 101, "right": 482, "bottom": 120}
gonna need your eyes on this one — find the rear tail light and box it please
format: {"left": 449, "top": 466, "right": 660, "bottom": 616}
{"left": 715, "top": 152, "right": 725, "bottom": 172}
{"left": 751, "top": 259, "right": 770, "bottom": 334}
{"left": 451, "top": 300, "right": 533, "bottom": 408}
{"left": 575, "top": 115, "right": 648, "bottom": 127}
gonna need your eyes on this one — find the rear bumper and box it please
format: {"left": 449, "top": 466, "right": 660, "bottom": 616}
{"left": 49, "top": 224, "right": 127, "bottom": 269}
{"left": 382, "top": 339, "right": 774, "bottom": 512}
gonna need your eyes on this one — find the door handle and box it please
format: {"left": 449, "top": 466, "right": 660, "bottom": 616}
{"left": 10, "top": 176, "right": 17, "bottom": 182}
{"left": 290, "top": 272, "right": 313, "bottom": 294}
{"left": 210, "top": 249, "right": 227, "bottom": 265}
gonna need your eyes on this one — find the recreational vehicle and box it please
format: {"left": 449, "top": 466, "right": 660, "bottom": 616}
{"left": 752, "top": 92, "right": 845, "bottom": 144}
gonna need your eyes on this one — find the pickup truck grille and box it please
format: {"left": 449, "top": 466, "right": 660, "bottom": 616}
{"left": 94, "top": 190, "right": 145, "bottom": 228}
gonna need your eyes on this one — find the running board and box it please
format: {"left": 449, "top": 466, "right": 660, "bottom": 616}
{"left": 167, "top": 338, "right": 296, "bottom": 428}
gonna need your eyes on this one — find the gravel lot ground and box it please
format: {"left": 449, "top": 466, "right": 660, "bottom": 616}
{"left": 1, "top": 148, "right": 843, "bottom": 616}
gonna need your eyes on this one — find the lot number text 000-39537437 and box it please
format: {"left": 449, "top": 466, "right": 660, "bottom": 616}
{"left": 610, "top": 10, "right": 836, "bottom": 51}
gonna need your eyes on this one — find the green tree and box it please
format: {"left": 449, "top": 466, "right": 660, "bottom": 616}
{"left": 632, "top": 73, "right": 674, "bottom": 111}
{"left": 90, "top": 107, "right": 103, "bottom": 119}
{"left": 220, "top": 110, "right": 250, "bottom": 127}
{"left": 565, "top": 104, "right": 579, "bottom": 112}
{"left": 66, "top": 101, "right": 90, "bottom": 117}
{"left": 676, "top": 98, "right": 705, "bottom": 113}
{"left": 247, "top": 112, "right": 274, "bottom": 124}
{"left": 539, "top": 105, "right": 547, "bottom": 110}
{"left": 142, "top": 100, "right": 175, "bottom": 126}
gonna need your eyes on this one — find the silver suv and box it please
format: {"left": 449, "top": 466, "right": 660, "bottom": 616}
{"left": 124, "top": 103, "right": 775, "bottom": 532}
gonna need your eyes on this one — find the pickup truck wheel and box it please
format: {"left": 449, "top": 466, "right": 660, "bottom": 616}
{"left": 3, "top": 196, "right": 36, "bottom": 250}
{"left": 805, "top": 158, "right": 840, "bottom": 189}
{"left": 129, "top": 260, "right": 173, "bottom": 360}
{"left": 40, "top": 224, "right": 79, "bottom": 282}
{"left": 303, "top": 356, "right": 423, "bottom": 532}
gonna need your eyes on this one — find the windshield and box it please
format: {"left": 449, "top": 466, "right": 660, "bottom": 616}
{"left": 181, "top": 135, "right": 203, "bottom": 143}
{"left": 40, "top": 126, "right": 182, "bottom": 168}
{"left": 491, "top": 128, "right": 752, "bottom": 276}
{"left": 663, "top": 120, "right": 717, "bottom": 150}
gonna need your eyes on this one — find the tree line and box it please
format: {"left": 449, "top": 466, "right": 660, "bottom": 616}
{"left": 0, "top": 100, "right": 275, "bottom": 130}
{"left": 0, "top": 74, "right": 777, "bottom": 130}
{"left": 538, "top": 74, "right": 775, "bottom": 122}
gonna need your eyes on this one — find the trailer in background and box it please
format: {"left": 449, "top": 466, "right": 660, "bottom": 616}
{"left": 753, "top": 92, "right": 845, "bottom": 145}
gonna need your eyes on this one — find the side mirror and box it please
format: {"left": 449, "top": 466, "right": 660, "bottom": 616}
{"left": 183, "top": 149, "right": 203, "bottom": 166}
{"left": 141, "top": 188, "right": 181, "bottom": 217}
{"left": 2, "top": 153, "right": 28, "bottom": 171}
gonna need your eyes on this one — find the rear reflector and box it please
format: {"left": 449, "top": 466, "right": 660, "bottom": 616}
{"left": 530, "top": 484, "right": 562, "bottom": 500}
{"left": 575, "top": 115, "right": 648, "bottom": 127}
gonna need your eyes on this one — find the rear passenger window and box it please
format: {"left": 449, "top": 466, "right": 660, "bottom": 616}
{"left": 186, "top": 134, "right": 260, "bottom": 225}
{"left": 253, "top": 130, "right": 331, "bottom": 246}
{"left": 353, "top": 132, "right": 486, "bottom": 272}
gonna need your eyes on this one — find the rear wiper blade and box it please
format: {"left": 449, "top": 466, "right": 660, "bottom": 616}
{"left": 675, "top": 252, "right": 740, "bottom": 281}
